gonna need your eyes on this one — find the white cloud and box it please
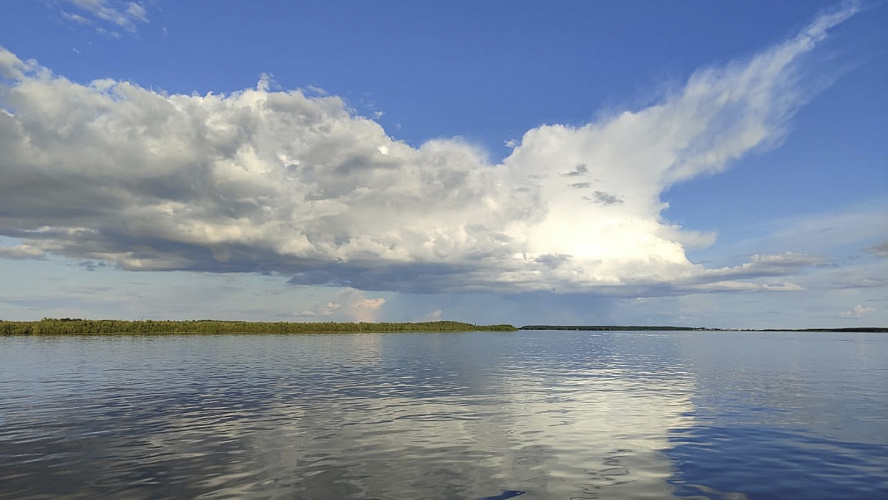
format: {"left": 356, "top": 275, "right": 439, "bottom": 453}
{"left": 840, "top": 304, "right": 874, "bottom": 318}
{"left": 348, "top": 296, "right": 386, "bottom": 323}
{"left": 291, "top": 290, "right": 385, "bottom": 322}
{"left": 124, "top": 2, "right": 147, "bottom": 23}
{"left": 0, "top": 4, "right": 863, "bottom": 295}
{"left": 424, "top": 309, "right": 444, "bottom": 321}
{"left": 61, "top": 0, "right": 150, "bottom": 35}
{"left": 321, "top": 302, "right": 341, "bottom": 316}
{"left": 0, "top": 244, "right": 45, "bottom": 260}
{"left": 60, "top": 11, "right": 92, "bottom": 26}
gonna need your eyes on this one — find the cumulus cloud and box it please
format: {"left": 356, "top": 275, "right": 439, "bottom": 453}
{"left": 840, "top": 304, "right": 874, "bottom": 318}
{"left": 289, "top": 289, "right": 386, "bottom": 322}
{"left": 348, "top": 296, "right": 386, "bottom": 323}
{"left": 298, "top": 290, "right": 385, "bottom": 322}
{"left": 424, "top": 309, "right": 444, "bottom": 321}
{"left": 60, "top": 0, "right": 149, "bottom": 36}
{"left": 0, "top": 4, "right": 860, "bottom": 295}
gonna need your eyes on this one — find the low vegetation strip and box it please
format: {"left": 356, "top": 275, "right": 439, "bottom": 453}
{"left": 520, "top": 325, "right": 887, "bottom": 333}
{"left": 521, "top": 325, "right": 700, "bottom": 331}
{"left": 0, "top": 318, "right": 518, "bottom": 335}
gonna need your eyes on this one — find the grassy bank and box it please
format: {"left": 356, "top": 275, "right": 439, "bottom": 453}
{"left": 0, "top": 318, "right": 518, "bottom": 335}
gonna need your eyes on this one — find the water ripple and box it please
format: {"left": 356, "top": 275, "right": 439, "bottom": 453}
{"left": 1, "top": 331, "right": 886, "bottom": 499}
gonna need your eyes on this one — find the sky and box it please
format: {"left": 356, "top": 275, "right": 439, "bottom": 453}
{"left": 0, "top": 0, "right": 885, "bottom": 328}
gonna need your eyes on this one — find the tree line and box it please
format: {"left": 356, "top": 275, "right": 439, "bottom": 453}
{"left": 520, "top": 325, "right": 700, "bottom": 331}
{"left": 0, "top": 318, "right": 518, "bottom": 335}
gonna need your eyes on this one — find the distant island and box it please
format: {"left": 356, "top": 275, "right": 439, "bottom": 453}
{"left": 1, "top": 319, "right": 884, "bottom": 335}
{"left": 0, "top": 318, "right": 518, "bottom": 335}
{"left": 521, "top": 325, "right": 888, "bottom": 333}
{"left": 522, "top": 325, "right": 700, "bottom": 331}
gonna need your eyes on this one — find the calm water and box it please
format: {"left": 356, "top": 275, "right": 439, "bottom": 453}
{"left": 1, "top": 330, "right": 886, "bottom": 499}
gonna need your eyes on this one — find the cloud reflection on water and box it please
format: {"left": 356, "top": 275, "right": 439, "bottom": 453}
{"left": 0, "top": 332, "right": 699, "bottom": 499}
{"left": 10, "top": 331, "right": 884, "bottom": 499}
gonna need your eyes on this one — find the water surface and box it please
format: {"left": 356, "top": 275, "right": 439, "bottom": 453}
{"left": 1, "top": 330, "right": 886, "bottom": 499}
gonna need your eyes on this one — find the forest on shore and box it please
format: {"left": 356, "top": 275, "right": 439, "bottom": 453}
{"left": 1, "top": 319, "right": 883, "bottom": 335}
{"left": 0, "top": 318, "right": 518, "bottom": 335}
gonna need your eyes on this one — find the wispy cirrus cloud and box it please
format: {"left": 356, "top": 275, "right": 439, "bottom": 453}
{"left": 59, "top": 0, "right": 149, "bottom": 37}
{"left": 0, "top": 3, "right": 865, "bottom": 296}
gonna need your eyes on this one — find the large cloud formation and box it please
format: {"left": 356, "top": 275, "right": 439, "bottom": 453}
{"left": 0, "top": 5, "right": 858, "bottom": 294}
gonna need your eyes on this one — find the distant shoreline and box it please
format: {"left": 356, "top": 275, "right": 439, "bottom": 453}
{"left": 1, "top": 319, "right": 884, "bottom": 335}
{"left": 0, "top": 319, "right": 518, "bottom": 335}
{"left": 520, "top": 325, "right": 888, "bottom": 333}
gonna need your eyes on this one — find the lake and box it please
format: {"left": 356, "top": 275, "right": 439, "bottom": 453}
{"left": 1, "top": 330, "right": 886, "bottom": 499}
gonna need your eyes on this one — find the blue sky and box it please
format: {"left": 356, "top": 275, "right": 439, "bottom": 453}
{"left": 0, "top": 0, "right": 885, "bottom": 328}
